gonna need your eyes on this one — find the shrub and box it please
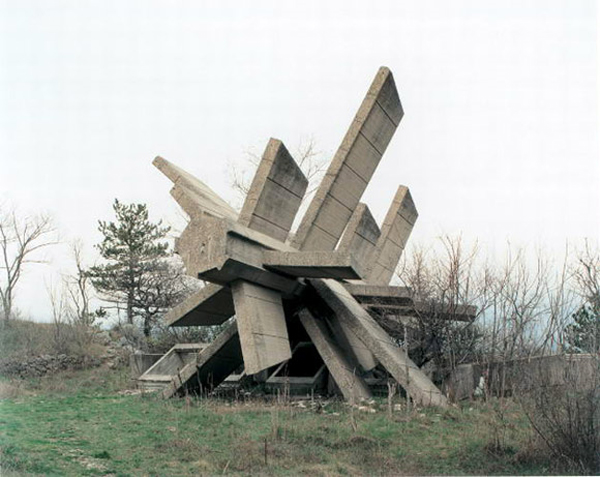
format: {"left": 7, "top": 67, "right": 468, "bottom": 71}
{"left": 518, "top": 355, "right": 600, "bottom": 474}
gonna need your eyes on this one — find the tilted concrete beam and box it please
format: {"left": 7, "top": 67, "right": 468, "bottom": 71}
{"left": 298, "top": 309, "right": 372, "bottom": 404}
{"left": 310, "top": 278, "right": 448, "bottom": 407}
{"left": 161, "top": 320, "right": 242, "bottom": 398}
{"left": 293, "top": 67, "right": 403, "bottom": 252}
{"left": 153, "top": 156, "right": 238, "bottom": 221}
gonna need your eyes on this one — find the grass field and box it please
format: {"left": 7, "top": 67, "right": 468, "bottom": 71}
{"left": 0, "top": 367, "right": 556, "bottom": 476}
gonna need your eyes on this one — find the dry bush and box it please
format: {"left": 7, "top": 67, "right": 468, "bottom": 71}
{"left": 0, "top": 379, "right": 33, "bottom": 399}
{"left": 0, "top": 319, "right": 55, "bottom": 359}
{"left": 517, "top": 355, "right": 600, "bottom": 474}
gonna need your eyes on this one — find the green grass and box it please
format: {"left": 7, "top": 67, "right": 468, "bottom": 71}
{"left": 0, "top": 368, "right": 557, "bottom": 476}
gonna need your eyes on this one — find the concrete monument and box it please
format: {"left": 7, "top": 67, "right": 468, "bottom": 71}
{"left": 144, "top": 67, "right": 470, "bottom": 407}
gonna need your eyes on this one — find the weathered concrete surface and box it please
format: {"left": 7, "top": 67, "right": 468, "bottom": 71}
{"left": 367, "top": 186, "right": 417, "bottom": 285}
{"left": 292, "top": 67, "right": 403, "bottom": 252}
{"left": 310, "top": 278, "right": 448, "bottom": 407}
{"left": 442, "top": 354, "right": 599, "bottom": 401}
{"left": 153, "top": 156, "right": 238, "bottom": 221}
{"left": 366, "top": 301, "right": 477, "bottom": 323}
{"left": 262, "top": 250, "right": 367, "bottom": 279}
{"left": 165, "top": 284, "right": 234, "bottom": 327}
{"left": 160, "top": 321, "right": 243, "bottom": 398}
{"left": 232, "top": 280, "right": 292, "bottom": 375}
{"left": 238, "top": 139, "right": 308, "bottom": 242}
{"left": 130, "top": 353, "right": 163, "bottom": 379}
{"left": 343, "top": 283, "right": 412, "bottom": 305}
{"left": 336, "top": 203, "right": 381, "bottom": 271}
{"left": 175, "top": 215, "right": 302, "bottom": 295}
{"left": 325, "top": 312, "right": 378, "bottom": 372}
{"left": 138, "top": 344, "right": 205, "bottom": 394}
{"left": 298, "top": 309, "right": 372, "bottom": 404}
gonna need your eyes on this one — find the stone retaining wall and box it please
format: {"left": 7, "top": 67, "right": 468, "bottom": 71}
{"left": 0, "top": 354, "right": 103, "bottom": 379}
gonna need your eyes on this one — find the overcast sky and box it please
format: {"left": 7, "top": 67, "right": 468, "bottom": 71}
{"left": 1, "top": 1, "right": 598, "bottom": 321}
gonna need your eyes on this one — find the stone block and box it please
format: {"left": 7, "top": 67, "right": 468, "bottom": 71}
{"left": 238, "top": 139, "right": 308, "bottom": 242}
{"left": 232, "top": 280, "right": 292, "bottom": 375}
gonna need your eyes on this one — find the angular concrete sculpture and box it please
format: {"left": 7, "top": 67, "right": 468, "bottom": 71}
{"left": 150, "top": 67, "right": 471, "bottom": 406}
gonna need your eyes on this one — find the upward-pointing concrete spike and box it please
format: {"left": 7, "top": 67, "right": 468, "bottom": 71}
{"left": 336, "top": 203, "right": 381, "bottom": 277}
{"left": 292, "top": 67, "right": 403, "bottom": 252}
{"left": 367, "top": 186, "right": 417, "bottom": 285}
{"left": 153, "top": 156, "right": 237, "bottom": 221}
{"left": 238, "top": 139, "right": 308, "bottom": 242}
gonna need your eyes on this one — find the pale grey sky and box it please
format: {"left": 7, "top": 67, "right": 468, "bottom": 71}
{"left": 1, "top": 1, "right": 598, "bottom": 321}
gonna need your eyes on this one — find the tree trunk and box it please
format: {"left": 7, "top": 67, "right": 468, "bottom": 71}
{"left": 1, "top": 294, "right": 11, "bottom": 322}
{"left": 143, "top": 316, "right": 151, "bottom": 337}
{"left": 127, "top": 294, "right": 133, "bottom": 324}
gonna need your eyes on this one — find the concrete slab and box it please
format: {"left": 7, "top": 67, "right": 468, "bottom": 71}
{"left": 153, "top": 156, "right": 238, "bottom": 221}
{"left": 232, "top": 280, "right": 292, "bottom": 375}
{"left": 310, "top": 278, "right": 448, "bottom": 407}
{"left": 262, "top": 250, "right": 367, "bottom": 279}
{"left": 298, "top": 309, "right": 372, "bottom": 404}
{"left": 238, "top": 139, "right": 308, "bottom": 242}
{"left": 343, "top": 283, "right": 413, "bottom": 305}
{"left": 165, "top": 284, "right": 235, "bottom": 327}
{"left": 366, "top": 302, "right": 477, "bottom": 322}
{"left": 292, "top": 67, "right": 403, "bottom": 252}
{"left": 367, "top": 186, "right": 417, "bottom": 285}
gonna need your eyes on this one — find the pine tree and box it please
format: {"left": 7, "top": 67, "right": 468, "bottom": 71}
{"left": 564, "top": 302, "right": 600, "bottom": 354}
{"left": 88, "top": 199, "right": 189, "bottom": 336}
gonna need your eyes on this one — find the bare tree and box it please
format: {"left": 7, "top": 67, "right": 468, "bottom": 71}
{"left": 64, "top": 240, "right": 98, "bottom": 327}
{"left": 395, "top": 235, "right": 490, "bottom": 370}
{"left": 572, "top": 240, "right": 600, "bottom": 308}
{"left": 561, "top": 241, "right": 600, "bottom": 353}
{"left": 483, "top": 245, "right": 577, "bottom": 365}
{"left": 46, "top": 279, "right": 69, "bottom": 354}
{"left": 0, "top": 207, "right": 56, "bottom": 322}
